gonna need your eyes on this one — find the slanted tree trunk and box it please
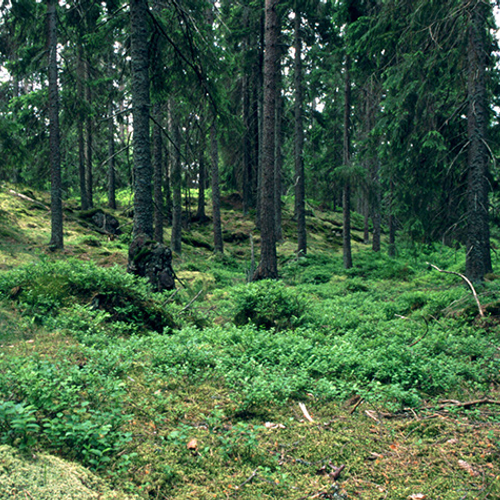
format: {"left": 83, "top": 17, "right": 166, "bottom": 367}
{"left": 130, "top": 0, "right": 153, "bottom": 239}
{"left": 465, "top": 0, "right": 492, "bottom": 281}
{"left": 342, "top": 55, "right": 352, "bottom": 269}
{"left": 47, "top": 0, "right": 63, "bottom": 249}
{"left": 294, "top": 8, "right": 306, "bottom": 256}
{"left": 253, "top": 0, "right": 279, "bottom": 280}
{"left": 153, "top": 103, "right": 164, "bottom": 243}
{"left": 211, "top": 122, "right": 224, "bottom": 253}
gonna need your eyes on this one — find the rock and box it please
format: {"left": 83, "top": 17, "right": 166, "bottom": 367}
{"left": 128, "top": 234, "right": 175, "bottom": 291}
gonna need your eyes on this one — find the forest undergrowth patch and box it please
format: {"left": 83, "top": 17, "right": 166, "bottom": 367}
{"left": 1, "top": 190, "right": 500, "bottom": 498}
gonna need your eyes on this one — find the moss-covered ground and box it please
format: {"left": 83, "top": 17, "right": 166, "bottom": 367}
{"left": 0, "top": 183, "right": 499, "bottom": 499}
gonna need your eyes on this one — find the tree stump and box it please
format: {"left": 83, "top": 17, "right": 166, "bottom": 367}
{"left": 127, "top": 234, "right": 175, "bottom": 291}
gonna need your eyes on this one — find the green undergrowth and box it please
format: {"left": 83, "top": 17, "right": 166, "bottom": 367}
{"left": 1, "top": 186, "right": 500, "bottom": 498}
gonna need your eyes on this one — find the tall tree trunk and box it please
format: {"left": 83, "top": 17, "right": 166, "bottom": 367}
{"left": 107, "top": 100, "right": 116, "bottom": 209}
{"left": 107, "top": 46, "right": 116, "bottom": 210}
{"left": 465, "top": 0, "right": 492, "bottom": 281}
{"left": 342, "top": 55, "right": 352, "bottom": 269}
{"left": 371, "top": 159, "right": 381, "bottom": 252}
{"left": 275, "top": 64, "right": 283, "bottom": 243}
{"left": 153, "top": 103, "right": 164, "bottom": 243}
{"left": 130, "top": 0, "right": 153, "bottom": 239}
{"left": 196, "top": 124, "right": 207, "bottom": 221}
{"left": 77, "top": 44, "right": 89, "bottom": 210}
{"left": 253, "top": 0, "right": 279, "bottom": 280}
{"left": 294, "top": 9, "right": 306, "bottom": 256}
{"left": 164, "top": 134, "right": 172, "bottom": 226}
{"left": 255, "top": 11, "right": 265, "bottom": 229}
{"left": 211, "top": 122, "right": 224, "bottom": 253}
{"left": 171, "top": 105, "right": 182, "bottom": 254}
{"left": 388, "top": 179, "right": 396, "bottom": 257}
{"left": 85, "top": 59, "right": 93, "bottom": 208}
{"left": 242, "top": 6, "right": 253, "bottom": 215}
{"left": 47, "top": 0, "right": 63, "bottom": 249}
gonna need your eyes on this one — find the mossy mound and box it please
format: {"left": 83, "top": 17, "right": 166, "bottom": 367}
{"left": 0, "top": 445, "right": 138, "bottom": 500}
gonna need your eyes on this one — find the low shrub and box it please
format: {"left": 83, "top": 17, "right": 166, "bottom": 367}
{"left": 231, "top": 280, "right": 308, "bottom": 330}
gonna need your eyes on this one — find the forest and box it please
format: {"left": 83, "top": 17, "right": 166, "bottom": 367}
{"left": 0, "top": 0, "right": 500, "bottom": 498}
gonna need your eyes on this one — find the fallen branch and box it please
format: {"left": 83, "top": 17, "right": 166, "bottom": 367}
{"left": 8, "top": 189, "right": 50, "bottom": 211}
{"left": 422, "top": 398, "right": 500, "bottom": 411}
{"left": 179, "top": 289, "right": 203, "bottom": 313}
{"left": 428, "top": 263, "right": 484, "bottom": 318}
{"left": 299, "top": 402, "right": 314, "bottom": 423}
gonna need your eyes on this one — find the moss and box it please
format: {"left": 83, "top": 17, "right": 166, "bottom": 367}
{"left": 0, "top": 445, "right": 138, "bottom": 500}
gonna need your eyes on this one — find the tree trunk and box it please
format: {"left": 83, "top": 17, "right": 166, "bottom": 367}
{"left": 196, "top": 125, "right": 207, "bottom": 221}
{"left": 171, "top": 105, "right": 182, "bottom": 254}
{"left": 130, "top": 0, "right": 153, "bottom": 239}
{"left": 342, "top": 55, "right": 352, "bottom": 269}
{"left": 211, "top": 122, "right": 224, "bottom": 253}
{"left": 164, "top": 134, "right": 172, "bottom": 226}
{"left": 47, "top": 0, "right": 63, "bottom": 249}
{"left": 77, "top": 44, "right": 89, "bottom": 211}
{"left": 465, "top": 0, "right": 492, "bottom": 281}
{"left": 275, "top": 63, "right": 283, "bottom": 243}
{"left": 294, "top": 9, "right": 306, "bottom": 256}
{"left": 388, "top": 179, "right": 396, "bottom": 257}
{"left": 242, "top": 6, "right": 253, "bottom": 215}
{"left": 85, "top": 59, "right": 93, "bottom": 208}
{"left": 153, "top": 103, "right": 164, "bottom": 243}
{"left": 107, "top": 100, "right": 116, "bottom": 210}
{"left": 253, "top": 0, "right": 279, "bottom": 280}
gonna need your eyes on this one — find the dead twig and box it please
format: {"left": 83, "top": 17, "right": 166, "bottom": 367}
{"left": 234, "top": 468, "right": 258, "bottom": 490}
{"left": 428, "top": 263, "right": 484, "bottom": 318}
{"left": 422, "top": 398, "right": 500, "bottom": 411}
{"left": 299, "top": 402, "right": 314, "bottom": 423}
{"left": 349, "top": 397, "right": 364, "bottom": 415}
{"left": 179, "top": 289, "right": 203, "bottom": 313}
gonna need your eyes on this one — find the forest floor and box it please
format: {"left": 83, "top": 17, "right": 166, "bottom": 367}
{"left": 0, "top": 183, "right": 499, "bottom": 500}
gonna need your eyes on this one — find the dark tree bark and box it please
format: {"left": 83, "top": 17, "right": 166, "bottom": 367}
{"left": 342, "top": 55, "right": 352, "bottom": 269}
{"left": 196, "top": 126, "right": 207, "bottom": 222}
{"left": 294, "top": 9, "right": 306, "bottom": 256}
{"left": 465, "top": 0, "right": 492, "bottom": 281}
{"left": 253, "top": 0, "right": 279, "bottom": 280}
{"left": 242, "top": 6, "right": 254, "bottom": 215}
{"left": 275, "top": 64, "right": 283, "bottom": 243}
{"left": 47, "top": 0, "right": 63, "bottom": 249}
{"left": 211, "top": 122, "right": 224, "bottom": 253}
{"left": 77, "top": 44, "right": 89, "bottom": 211}
{"left": 153, "top": 103, "right": 164, "bottom": 243}
{"left": 164, "top": 138, "right": 172, "bottom": 226}
{"left": 171, "top": 104, "right": 182, "bottom": 254}
{"left": 130, "top": 0, "right": 153, "bottom": 239}
{"left": 388, "top": 179, "right": 396, "bottom": 257}
{"left": 371, "top": 160, "right": 381, "bottom": 253}
{"left": 107, "top": 102, "right": 116, "bottom": 210}
{"left": 85, "top": 59, "right": 93, "bottom": 209}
